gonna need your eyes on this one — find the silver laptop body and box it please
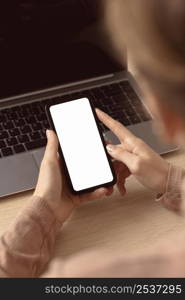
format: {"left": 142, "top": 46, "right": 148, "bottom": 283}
{"left": 0, "top": 2, "right": 176, "bottom": 197}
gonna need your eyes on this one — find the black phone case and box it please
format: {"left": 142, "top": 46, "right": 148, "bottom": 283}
{"left": 45, "top": 97, "right": 117, "bottom": 195}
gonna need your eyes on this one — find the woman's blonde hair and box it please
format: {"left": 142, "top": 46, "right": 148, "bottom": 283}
{"left": 105, "top": 0, "right": 185, "bottom": 109}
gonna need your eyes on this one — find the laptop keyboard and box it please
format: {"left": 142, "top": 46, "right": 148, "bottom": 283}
{"left": 0, "top": 80, "right": 151, "bottom": 158}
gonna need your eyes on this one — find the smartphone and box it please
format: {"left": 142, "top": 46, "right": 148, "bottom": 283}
{"left": 46, "top": 97, "right": 116, "bottom": 194}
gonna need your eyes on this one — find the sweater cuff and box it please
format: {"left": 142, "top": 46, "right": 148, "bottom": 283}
{"left": 19, "top": 195, "right": 62, "bottom": 233}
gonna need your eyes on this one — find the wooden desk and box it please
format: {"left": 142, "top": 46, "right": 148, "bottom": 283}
{"left": 1, "top": 150, "right": 185, "bottom": 276}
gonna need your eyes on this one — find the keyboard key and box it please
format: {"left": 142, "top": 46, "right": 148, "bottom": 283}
{"left": 0, "top": 140, "right": 6, "bottom": 149}
{"left": 112, "top": 94, "right": 128, "bottom": 104}
{"left": 3, "top": 121, "right": 14, "bottom": 129}
{"left": 42, "top": 120, "right": 50, "bottom": 129}
{"left": 92, "top": 98, "right": 101, "bottom": 107}
{"left": 29, "top": 132, "right": 41, "bottom": 140}
{"left": 30, "top": 106, "right": 40, "bottom": 115}
{"left": 37, "top": 113, "right": 47, "bottom": 121}
{"left": 130, "top": 115, "right": 141, "bottom": 124}
{"left": 21, "top": 104, "right": 31, "bottom": 113}
{"left": 18, "top": 134, "right": 29, "bottom": 143}
{"left": 9, "top": 128, "right": 20, "bottom": 136}
{"left": 125, "top": 107, "right": 137, "bottom": 116}
{"left": 11, "top": 106, "right": 21, "bottom": 112}
{"left": 19, "top": 108, "right": 29, "bottom": 117}
{"left": 110, "top": 83, "right": 122, "bottom": 91}
{"left": 26, "top": 116, "right": 37, "bottom": 124}
{"left": 1, "top": 147, "right": 13, "bottom": 157}
{"left": 17, "top": 110, "right": 26, "bottom": 118}
{"left": 113, "top": 111, "right": 125, "bottom": 119}
{"left": 119, "top": 81, "right": 133, "bottom": 92}
{"left": 14, "top": 118, "right": 25, "bottom": 127}
{"left": 20, "top": 125, "right": 32, "bottom": 134}
{"left": 109, "top": 104, "right": 125, "bottom": 113}
{"left": 99, "top": 97, "right": 112, "bottom": 106}
{"left": 38, "top": 103, "right": 45, "bottom": 113}
{"left": 25, "top": 138, "right": 47, "bottom": 150}
{"left": 101, "top": 85, "right": 122, "bottom": 96}
{"left": 14, "top": 144, "right": 26, "bottom": 154}
{"left": 91, "top": 88, "right": 104, "bottom": 98}
{"left": 131, "top": 96, "right": 141, "bottom": 105}
{"left": 7, "top": 112, "right": 18, "bottom": 120}
{"left": 32, "top": 122, "right": 42, "bottom": 131}
{"left": 121, "top": 118, "right": 131, "bottom": 126}
{"left": 7, "top": 137, "right": 18, "bottom": 146}
{"left": 0, "top": 114, "right": 7, "bottom": 123}
{"left": 40, "top": 129, "right": 46, "bottom": 138}
{"left": 1, "top": 108, "right": 10, "bottom": 114}
{"left": 0, "top": 131, "right": 9, "bottom": 139}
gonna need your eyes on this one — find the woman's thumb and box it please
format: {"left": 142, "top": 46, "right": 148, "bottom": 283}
{"left": 44, "top": 130, "right": 58, "bottom": 160}
{"left": 106, "top": 144, "right": 125, "bottom": 160}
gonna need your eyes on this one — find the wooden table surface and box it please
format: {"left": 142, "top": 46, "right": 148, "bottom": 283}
{"left": 1, "top": 149, "right": 185, "bottom": 276}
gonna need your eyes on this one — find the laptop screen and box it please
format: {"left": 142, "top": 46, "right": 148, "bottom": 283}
{"left": 0, "top": 0, "right": 123, "bottom": 100}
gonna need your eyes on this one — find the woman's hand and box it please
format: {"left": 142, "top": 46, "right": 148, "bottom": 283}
{"left": 96, "top": 109, "right": 169, "bottom": 194}
{"left": 34, "top": 130, "right": 113, "bottom": 223}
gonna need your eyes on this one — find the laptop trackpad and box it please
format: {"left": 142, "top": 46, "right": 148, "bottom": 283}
{"left": 32, "top": 148, "right": 45, "bottom": 168}
{"left": 0, "top": 153, "right": 38, "bottom": 197}
{"left": 104, "top": 130, "right": 120, "bottom": 144}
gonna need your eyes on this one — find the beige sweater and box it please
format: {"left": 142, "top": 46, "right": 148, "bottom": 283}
{"left": 0, "top": 164, "right": 185, "bottom": 277}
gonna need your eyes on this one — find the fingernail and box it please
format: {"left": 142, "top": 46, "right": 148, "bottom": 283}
{"left": 106, "top": 144, "right": 115, "bottom": 152}
{"left": 98, "top": 188, "right": 106, "bottom": 196}
{"left": 46, "top": 129, "right": 50, "bottom": 138}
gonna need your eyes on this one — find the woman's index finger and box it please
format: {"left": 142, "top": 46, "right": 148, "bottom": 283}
{"left": 95, "top": 108, "right": 134, "bottom": 141}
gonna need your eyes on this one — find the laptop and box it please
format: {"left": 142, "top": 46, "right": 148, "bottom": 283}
{"left": 0, "top": 1, "right": 175, "bottom": 197}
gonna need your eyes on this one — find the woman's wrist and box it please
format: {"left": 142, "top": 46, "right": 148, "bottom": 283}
{"left": 156, "top": 162, "right": 170, "bottom": 194}
{"left": 27, "top": 194, "right": 63, "bottom": 227}
{"left": 34, "top": 192, "right": 76, "bottom": 224}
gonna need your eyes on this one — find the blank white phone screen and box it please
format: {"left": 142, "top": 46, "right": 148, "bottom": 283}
{"left": 50, "top": 98, "right": 113, "bottom": 191}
